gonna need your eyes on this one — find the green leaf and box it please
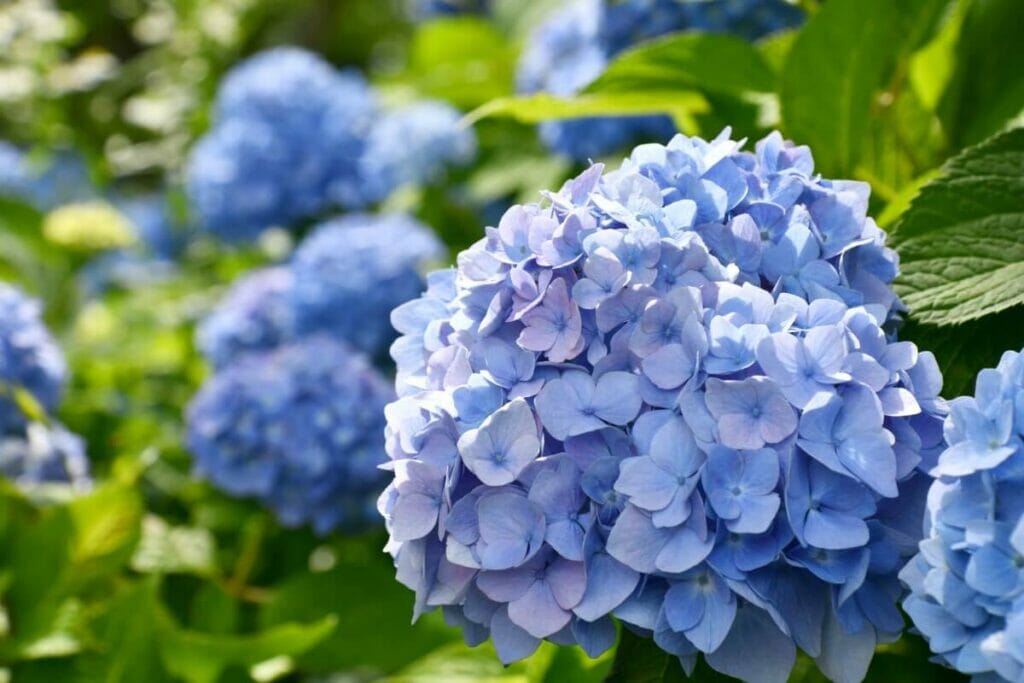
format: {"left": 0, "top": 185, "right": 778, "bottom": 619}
{"left": 466, "top": 92, "right": 709, "bottom": 133}
{"left": 780, "top": 0, "right": 949, "bottom": 176}
{"left": 605, "top": 629, "right": 685, "bottom": 683}
{"left": 902, "top": 305, "right": 1024, "bottom": 398}
{"left": 890, "top": 126, "right": 1024, "bottom": 325}
{"left": 385, "top": 641, "right": 554, "bottom": 683}
{"left": 400, "top": 17, "right": 515, "bottom": 108}
{"left": 586, "top": 33, "right": 775, "bottom": 98}
{"left": 260, "top": 552, "right": 458, "bottom": 674}
{"left": 941, "top": 0, "right": 1024, "bottom": 148}
{"left": 65, "top": 484, "right": 143, "bottom": 588}
{"left": 158, "top": 615, "right": 336, "bottom": 683}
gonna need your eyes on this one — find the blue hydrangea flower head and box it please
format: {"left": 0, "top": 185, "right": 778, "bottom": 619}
{"left": 115, "top": 193, "right": 186, "bottom": 259}
{"left": 517, "top": 0, "right": 803, "bottom": 161}
{"left": 186, "top": 47, "right": 376, "bottom": 240}
{"left": 196, "top": 266, "right": 299, "bottom": 369}
{"left": 902, "top": 349, "right": 1024, "bottom": 680}
{"left": 0, "top": 142, "right": 31, "bottom": 199}
{"left": 0, "top": 422, "right": 91, "bottom": 491}
{"left": 379, "top": 130, "right": 945, "bottom": 681}
{"left": 0, "top": 144, "right": 93, "bottom": 210}
{"left": 360, "top": 101, "right": 477, "bottom": 203}
{"left": 187, "top": 336, "right": 393, "bottom": 533}
{"left": 0, "top": 283, "right": 66, "bottom": 432}
{"left": 291, "top": 212, "right": 444, "bottom": 357}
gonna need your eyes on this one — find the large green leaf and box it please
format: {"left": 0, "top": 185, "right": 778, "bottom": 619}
{"left": 890, "top": 126, "right": 1024, "bottom": 325}
{"left": 940, "top": 0, "right": 1024, "bottom": 148}
{"left": 400, "top": 17, "right": 516, "bottom": 108}
{"left": 605, "top": 629, "right": 685, "bottom": 683}
{"left": 902, "top": 305, "right": 1024, "bottom": 398}
{"left": 159, "top": 614, "right": 336, "bottom": 683}
{"left": 780, "top": 0, "right": 949, "bottom": 176}
{"left": 466, "top": 91, "right": 709, "bottom": 132}
{"left": 586, "top": 33, "right": 775, "bottom": 98}
{"left": 259, "top": 550, "right": 458, "bottom": 674}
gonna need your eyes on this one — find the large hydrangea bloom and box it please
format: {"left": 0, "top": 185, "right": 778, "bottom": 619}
{"left": 902, "top": 349, "right": 1024, "bottom": 681}
{"left": 359, "top": 101, "right": 477, "bottom": 203}
{"left": 517, "top": 0, "right": 802, "bottom": 161}
{"left": 0, "top": 283, "right": 66, "bottom": 432}
{"left": 187, "top": 336, "right": 393, "bottom": 533}
{"left": 186, "top": 48, "right": 376, "bottom": 241}
{"left": 379, "top": 130, "right": 945, "bottom": 681}
{"left": 0, "top": 422, "right": 91, "bottom": 490}
{"left": 291, "top": 213, "right": 444, "bottom": 357}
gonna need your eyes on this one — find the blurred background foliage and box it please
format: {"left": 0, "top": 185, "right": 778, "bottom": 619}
{"left": 0, "top": 0, "right": 1020, "bottom": 681}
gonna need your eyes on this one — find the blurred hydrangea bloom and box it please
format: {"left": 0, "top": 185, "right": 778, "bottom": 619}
{"left": 186, "top": 48, "right": 376, "bottom": 241}
{"left": 196, "top": 267, "right": 299, "bottom": 369}
{"left": 379, "top": 130, "right": 945, "bottom": 681}
{"left": 360, "top": 101, "right": 477, "bottom": 202}
{"left": 291, "top": 213, "right": 444, "bottom": 357}
{"left": 0, "top": 143, "right": 93, "bottom": 210}
{"left": 409, "top": 0, "right": 489, "bottom": 19}
{"left": 517, "top": 0, "right": 803, "bottom": 161}
{"left": 187, "top": 337, "right": 393, "bottom": 534}
{"left": 0, "top": 283, "right": 66, "bottom": 432}
{"left": 115, "top": 193, "right": 185, "bottom": 259}
{"left": 0, "top": 422, "right": 91, "bottom": 490}
{"left": 0, "top": 142, "right": 31, "bottom": 198}
{"left": 902, "top": 349, "right": 1024, "bottom": 681}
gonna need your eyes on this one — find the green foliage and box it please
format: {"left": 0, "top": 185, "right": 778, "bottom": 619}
{"left": 780, "top": 0, "right": 948, "bottom": 178}
{"left": 890, "top": 126, "right": 1024, "bottom": 325}
{"left": 466, "top": 91, "right": 710, "bottom": 133}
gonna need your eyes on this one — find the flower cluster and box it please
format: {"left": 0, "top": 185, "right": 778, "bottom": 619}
{"left": 186, "top": 48, "right": 376, "bottom": 241}
{"left": 115, "top": 193, "right": 186, "bottom": 259}
{"left": 291, "top": 213, "right": 445, "bottom": 357}
{"left": 902, "top": 349, "right": 1024, "bottom": 681}
{"left": 186, "top": 47, "right": 475, "bottom": 241}
{"left": 0, "top": 422, "right": 91, "bottom": 491}
{"left": 0, "top": 283, "right": 91, "bottom": 490}
{"left": 187, "top": 336, "right": 392, "bottom": 533}
{"left": 359, "top": 102, "right": 477, "bottom": 203}
{"left": 0, "top": 143, "right": 93, "bottom": 210}
{"left": 517, "top": 0, "right": 803, "bottom": 161}
{"left": 379, "top": 130, "right": 945, "bottom": 681}
{"left": 197, "top": 212, "right": 442, "bottom": 368}
{"left": 0, "top": 283, "right": 67, "bottom": 431}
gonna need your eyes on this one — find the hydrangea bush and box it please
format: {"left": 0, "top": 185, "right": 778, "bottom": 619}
{"left": 378, "top": 130, "right": 947, "bottom": 681}
{"left": 0, "top": 283, "right": 67, "bottom": 432}
{"left": 186, "top": 48, "right": 476, "bottom": 242}
{"left": 186, "top": 48, "right": 376, "bottom": 241}
{"left": 517, "top": 0, "right": 803, "bottom": 161}
{"left": 187, "top": 336, "right": 393, "bottom": 534}
{"left": 196, "top": 213, "right": 442, "bottom": 368}
{"left": 902, "top": 349, "right": 1024, "bottom": 681}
